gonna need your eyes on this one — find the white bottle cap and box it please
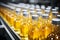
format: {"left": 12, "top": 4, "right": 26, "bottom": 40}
{"left": 46, "top": 6, "right": 51, "bottom": 10}
{"left": 52, "top": 9, "right": 57, "bottom": 11}
{"left": 30, "top": 11, "right": 35, "bottom": 15}
{"left": 36, "top": 9, "right": 41, "bottom": 11}
{"left": 35, "top": 5, "right": 40, "bottom": 9}
{"left": 41, "top": 5, "right": 45, "bottom": 9}
{"left": 16, "top": 8, "right": 21, "bottom": 12}
{"left": 52, "top": 18, "right": 60, "bottom": 25}
{"left": 32, "top": 15, "right": 39, "bottom": 20}
{"left": 57, "top": 15, "right": 60, "bottom": 18}
{"left": 37, "top": 12, "right": 42, "bottom": 16}
{"left": 45, "top": 10, "right": 50, "bottom": 14}
{"left": 42, "top": 14, "right": 49, "bottom": 18}
{"left": 23, "top": 12, "right": 29, "bottom": 17}
{"left": 22, "top": 9, "right": 28, "bottom": 12}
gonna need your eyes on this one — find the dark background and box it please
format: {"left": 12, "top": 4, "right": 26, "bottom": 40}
{"left": 0, "top": 0, "right": 60, "bottom": 11}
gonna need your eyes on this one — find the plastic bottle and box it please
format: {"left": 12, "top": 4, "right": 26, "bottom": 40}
{"left": 28, "top": 15, "right": 40, "bottom": 40}
{"left": 46, "top": 18, "right": 60, "bottom": 40}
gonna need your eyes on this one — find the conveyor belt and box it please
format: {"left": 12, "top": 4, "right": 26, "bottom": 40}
{"left": 0, "top": 16, "right": 20, "bottom": 40}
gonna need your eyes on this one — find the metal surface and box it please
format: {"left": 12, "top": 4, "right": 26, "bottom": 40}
{"left": 0, "top": 16, "right": 20, "bottom": 40}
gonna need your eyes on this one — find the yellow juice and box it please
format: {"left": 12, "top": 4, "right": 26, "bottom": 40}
{"left": 9, "top": 14, "right": 15, "bottom": 26}
{"left": 14, "top": 18, "right": 21, "bottom": 31}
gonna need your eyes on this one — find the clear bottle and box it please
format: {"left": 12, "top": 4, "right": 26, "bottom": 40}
{"left": 14, "top": 18, "right": 21, "bottom": 32}
{"left": 28, "top": 15, "right": 40, "bottom": 40}
{"left": 46, "top": 18, "right": 60, "bottom": 40}
{"left": 37, "top": 12, "right": 42, "bottom": 28}
{"left": 20, "top": 12, "right": 30, "bottom": 39}
{"left": 39, "top": 14, "right": 53, "bottom": 40}
{"left": 49, "top": 11, "right": 58, "bottom": 21}
{"left": 9, "top": 14, "right": 16, "bottom": 27}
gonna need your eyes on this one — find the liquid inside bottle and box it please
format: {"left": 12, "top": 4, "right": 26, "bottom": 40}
{"left": 46, "top": 18, "right": 60, "bottom": 40}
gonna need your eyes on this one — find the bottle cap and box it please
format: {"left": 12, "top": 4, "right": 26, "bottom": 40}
{"left": 30, "top": 11, "right": 35, "bottom": 15}
{"left": 55, "top": 7, "right": 59, "bottom": 10}
{"left": 46, "top": 6, "right": 51, "bottom": 10}
{"left": 45, "top": 10, "right": 50, "bottom": 14}
{"left": 36, "top": 9, "right": 41, "bottom": 12}
{"left": 22, "top": 9, "right": 28, "bottom": 12}
{"left": 52, "top": 9, "right": 57, "bottom": 11}
{"left": 41, "top": 5, "right": 45, "bottom": 9}
{"left": 42, "top": 14, "right": 49, "bottom": 18}
{"left": 26, "top": 4, "right": 30, "bottom": 8}
{"left": 32, "top": 15, "right": 39, "bottom": 20}
{"left": 15, "top": 8, "right": 21, "bottom": 14}
{"left": 29, "top": 7, "right": 35, "bottom": 11}
{"left": 57, "top": 15, "right": 60, "bottom": 18}
{"left": 35, "top": 5, "right": 40, "bottom": 9}
{"left": 9, "top": 6, "right": 15, "bottom": 10}
{"left": 16, "top": 8, "right": 21, "bottom": 12}
{"left": 52, "top": 11, "right": 58, "bottom": 16}
{"left": 37, "top": 12, "right": 42, "bottom": 16}
{"left": 30, "top": 4, "right": 35, "bottom": 8}
{"left": 23, "top": 12, "right": 29, "bottom": 17}
{"left": 52, "top": 18, "right": 60, "bottom": 25}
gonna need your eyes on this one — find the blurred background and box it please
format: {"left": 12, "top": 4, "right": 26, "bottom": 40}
{"left": 0, "top": 0, "right": 60, "bottom": 11}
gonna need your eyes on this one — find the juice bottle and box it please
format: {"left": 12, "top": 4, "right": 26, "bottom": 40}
{"left": 14, "top": 18, "right": 21, "bottom": 31}
{"left": 39, "top": 14, "right": 53, "bottom": 39}
{"left": 9, "top": 14, "right": 16, "bottom": 27}
{"left": 19, "top": 11, "right": 32, "bottom": 40}
{"left": 28, "top": 15, "right": 40, "bottom": 40}
{"left": 20, "top": 11, "right": 29, "bottom": 36}
{"left": 46, "top": 18, "right": 60, "bottom": 40}
{"left": 49, "top": 11, "right": 58, "bottom": 21}
{"left": 37, "top": 12, "right": 42, "bottom": 28}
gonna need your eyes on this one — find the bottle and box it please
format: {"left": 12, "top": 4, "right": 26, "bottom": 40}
{"left": 52, "top": 11, "right": 58, "bottom": 18}
{"left": 28, "top": 15, "right": 40, "bottom": 40}
{"left": 19, "top": 11, "right": 32, "bottom": 40}
{"left": 37, "top": 12, "right": 42, "bottom": 28}
{"left": 14, "top": 18, "right": 21, "bottom": 32}
{"left": 49, "top": 11, "right": 58, "bottom": 21}
{"left": 20, "top": 12, "right": 30, "bottom": 38}
{"left": 46, "top": 18, "right": 60, "bottom": 40}
{"left": 15, "top": 7, "right": 21, "bottom": 15}
{"left": 39, "top": 14, "right": 53, "bottom": 40}
{"left": 9, "top": 14, "right": 16, "bottom": 27}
